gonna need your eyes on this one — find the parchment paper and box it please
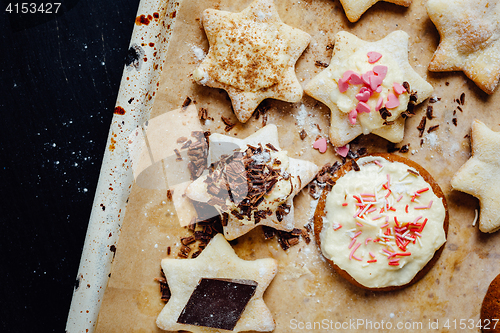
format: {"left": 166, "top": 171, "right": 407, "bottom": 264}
{"left": 96, "top": 0, "right": 500, "bottom": 332}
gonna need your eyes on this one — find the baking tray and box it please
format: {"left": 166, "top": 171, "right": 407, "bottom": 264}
{"left": 66, "top": 0, "right": 500, "bottom": 332}
{"left": 65, "top": 0, "right": 180, "bottom": 331}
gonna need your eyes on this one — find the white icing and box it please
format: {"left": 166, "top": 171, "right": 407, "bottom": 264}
{"left": 329, "top": 50, "right": 410, "bottom": 134}
{"left": 320, "top": 156, "right": 446, "bottom": 288}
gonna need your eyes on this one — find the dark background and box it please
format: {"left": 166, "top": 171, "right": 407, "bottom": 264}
{"left": 1, "top": 0, "right": 140, "bottom": 331}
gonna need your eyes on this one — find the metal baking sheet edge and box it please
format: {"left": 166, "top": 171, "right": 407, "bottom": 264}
{"left": 65, "top": 1, "right": 180, "bottom": 332}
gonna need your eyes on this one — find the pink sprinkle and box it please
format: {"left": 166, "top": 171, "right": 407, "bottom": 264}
{"left": 374, "top": 160, "right": 383, "bottom": 167}
{"left": 375, "top": 97, "right": 384, "bottom": 111}
{"left": 366, "top": 207, "right": 377, "bottom": 214}
{"left": 334, "top": 224, "right": 343, "bottom": 231}
{"left": 338, "top": 77, "right": 349, "bottom": 93}
{"left": 349, "top": 73, "right": 363, "bottom": 85}
{"left": 414, "top": 231, "right": 422, "bottom": 237}
{"left": 356, "top": 101, "right": 371, "bottom": 114}
{"left": 415, "top": 200, "right": 433, "bottom": 210}
{"left": 386, "top": 174, "right": 391, "bottom": 187}
{"left": 385, "top": 216, "right": 389, "bottom": 223}
{"left": 380, "top": 222, "right": 389, "bottom": 228}
{"left": 361, "top": 193, "right": 375, "bottom": 197}
{"left": 349, "top": 242, "right": 361, "bottom": 260}
{"left": 352, "top": 255, "right": 363, "bottom": 261}
{"left": 348, "top": 109, "right": 357, "bottom": 125}
{"left": 370, "top": 75, "right": 384, "bottom": 91}
{"left": 413, "top": 216, "right": 423, "bottom": 224}
{"left": 393, "top": 82, "right": 407, "bottom": 95}
{"left": 342, "top": 70, "right": 356, "bottom": 81}
{"left": 335, "top": 144, "right": 350, "bottom": 157}
{"left": 386, "top": 93, "right": 400, "bottom": 109}
{"left": 356, "top": 221, "right": 364, "bottom": 227}
{"left": 369, "top": 251, "right": 375, "bottom": 258}
{"left": 313, "top": 137, "right": 328, "bottom": 153}
{"left": 362, "top": 71, "right": 374, "bottom": 86}
{"left": 396, "top": 194, "right": 403, "bottom": 202}
{"left": 367, "top": 51, "right": 382, "bottom": 64}
{"left": 372, "top": 215, "right": 384, "bottom": 220}
{"left": 348, "top": 238, "right": 356, "bottom": 249}
{"left": 356, "top": 90, "right": 371, "bottom": 102}
{"left": 383, "top": 248, "right": 394, "bottom": 255}
{"left": 354, "top": 231, "right": 362, "bottom": 238}
{"left": 373, "top": 65, "right": 388, "bottom": 78}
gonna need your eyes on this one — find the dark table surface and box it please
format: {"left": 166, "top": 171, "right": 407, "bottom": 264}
{"left": 1, "top": 0, "right": 140, "bottom": 331}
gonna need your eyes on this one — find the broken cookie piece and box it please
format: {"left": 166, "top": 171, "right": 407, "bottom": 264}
{"left": 305, "top": 31, "right": 433, "bottom": 147}
{"left": 451, "top": 119, "right": 500, "bottom": 233}
{"left": 192, "top": 0, "right": 311, "bottom": 123}
{"left": 185, "top": 124, "right": 319, "bottom": 240}
{"left": 156, "top": 234, "right": 278, "bottom": 332}
{"left": 427, "top": 0, "right": 500, "bottom": 94}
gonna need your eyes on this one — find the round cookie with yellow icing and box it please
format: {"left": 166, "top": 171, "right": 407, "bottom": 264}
{"left": 314, "top": 154, "right": 448, "bottom": 291}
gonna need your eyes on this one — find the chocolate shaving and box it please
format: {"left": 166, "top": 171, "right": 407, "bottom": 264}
{"left": 276, "top": 203, "right": 291, "bottom": 222}
{"left": 457, "top": 105, "right": 463, "bottom": 112}
{"left": 299, "top": 129, "right": 307, "bottom": 140}
{"left": 379, "top": 107, "right": 392, "bottom": 120}
{"left": 198, "top": 107, "right": 208, "bottom": 121}
{"left": 181, "top": 236, "right": 196, "bottom": 246}
{"left": 265, "top": 143, "right": 278, "bottom": 152}
{"left": 399, "top": 144, "right": 410, "bottom": 153}
{"left": 351, "top": 159, "right": 360, "bottom": 172}
{"left": 402, "top": 81, "right": 410, "bottom": 93}
{"left": 166, "top": 189, "right": 173, "bottom": 201}
{"left": 181, "top": 139, "right": 193, "bottom": 149}
{"left": 401, "top": 103, "right": 416, "bottom": 118}
{"left": 460, "top": 92, "right": 465, "bottom": 105}
{"left": 177, "top": 136, "right": 188, "bottom": 143}
{"left": 410, "top": 92, "right": 418, "bottom": 103}
{"left": 429, "top": 96, "right": 440, "bottom": 103}
{"left": 407, "top": 168, "right": 419, "bottom": 176}
{"left": 221, "top": 116, "right": 236, "bottom": 132}
{"left": 262, "top": 226, "right": 276, "bottom": 240}
{"left": 452, "top": 118, "right": 458, "bottom": 126}
{"left": 428, "top": 125, "right": 439, "bottom": 133}
{"left": 181, "top": 96, "right": 192, "bottom": 111}
{"left": 426, "top": 105, "right": 434, "bottom": 120}
{"left": 326, "top": 42, "right": 334, "bottom": 50}
{"left": 155, "top": 276, "right": 171, "bottom": 302}
{"left": 174, "top": 148, "right": 183, "bottom": 161}
{"left": 417, "top": 116, "right": 427, "bottom": 137}
{"left": 315, "top": 60, "right": 329, "bottom": 68}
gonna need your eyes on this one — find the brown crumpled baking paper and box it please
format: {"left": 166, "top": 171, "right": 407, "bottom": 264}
{"left": 96, "top": 0, "right": 500, "bottom": 332}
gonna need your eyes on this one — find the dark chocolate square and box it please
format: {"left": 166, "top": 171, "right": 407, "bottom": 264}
{"left": 177, "top": 278, "right": 258, "bottom": 330}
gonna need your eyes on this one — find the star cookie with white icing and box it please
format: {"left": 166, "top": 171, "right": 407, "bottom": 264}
{"left": 451, "top": 120, "right": 500, "bottom": 233}
{"left": 186, "top": 124, "right": 319, "bottom": 240}
{"left": 192, "top": 0, "right": 311, "bottom": 123}
{"left": 156, "top": 234, "right": 278, "bottom": 332}
{"left": 427, "top": 0, "right": 500, "bottom": 94}
{"left": 305, "top": 31, "right": 433, "bottom": 147}
{"left": 339, "top": 0, "right": 411, "bottom": 22}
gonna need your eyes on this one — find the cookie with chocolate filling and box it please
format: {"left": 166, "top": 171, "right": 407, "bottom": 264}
{"left": 314, "top": 153, "right": 448, "bottom": 291}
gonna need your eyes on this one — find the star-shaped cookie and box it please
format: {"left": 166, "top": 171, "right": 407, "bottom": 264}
{"left": 305, "top": 31, "right": 433, "bottom": 147}
{"left": 451, "top": 120, "right": 500, "bottom": 233}
{"left": 186, "top": 124, "right": 319, "bottom": 240}
{"left": 339, "top": 0, "right": 411, "bottom": 22}
{"left": 192, "top": 0, "right": 311, "bottom": 123}
{"left": 156, "top": 234, "right": 278, "bottom": 332}
{"left": 427, "top": 0, "right": 500, "bottom": 94}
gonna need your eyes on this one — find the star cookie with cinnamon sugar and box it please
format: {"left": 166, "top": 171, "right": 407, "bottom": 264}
{"left": 427, "top": 0, "right": 500, "bottom": 94}
{"left": 192, "top": 0, "right": 311, "bottom": 123}
{"left": 451, "top": 120, "right": 500, "bottom": 233}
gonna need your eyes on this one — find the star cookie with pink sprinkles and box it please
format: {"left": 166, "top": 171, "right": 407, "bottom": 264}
{"left": 305, "top": 31, "right": 433, "bottom": 147}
